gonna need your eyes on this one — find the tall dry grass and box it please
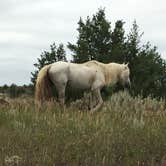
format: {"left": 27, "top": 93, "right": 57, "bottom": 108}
{"left": 0, "top": 91, "right": 166, "bottom": 166}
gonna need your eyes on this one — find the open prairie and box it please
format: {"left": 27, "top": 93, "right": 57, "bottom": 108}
{"left": 0, "top": 91, "right": 166, "bottom": 166}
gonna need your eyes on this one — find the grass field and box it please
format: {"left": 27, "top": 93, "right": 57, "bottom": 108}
{"left": 0, "top": 91, "right": 166, "bottom": 166}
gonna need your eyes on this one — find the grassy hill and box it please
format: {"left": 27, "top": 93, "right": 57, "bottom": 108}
{"left": 0, "top": 91, "right": 166, "bottom": 166}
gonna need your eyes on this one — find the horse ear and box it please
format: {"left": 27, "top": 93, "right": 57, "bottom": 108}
{"left": 126, "top": 62, "right": 129, "bottom": 66}
{"left": 124, "top": 62, "right": 129, "bottom": 70}
{"left": 123, "top": 62, "right": 129, "bottom": 66}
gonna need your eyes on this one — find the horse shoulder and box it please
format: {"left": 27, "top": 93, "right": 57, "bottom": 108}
{"left": 91, "top": 69, "right": 106, "bottom": 90}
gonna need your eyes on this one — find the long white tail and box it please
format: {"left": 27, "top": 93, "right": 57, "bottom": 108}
{"left": 35, "top": 64, "right": 52, "bottom": 109}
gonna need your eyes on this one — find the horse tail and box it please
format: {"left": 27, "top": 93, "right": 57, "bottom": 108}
{"left": 35, "top": 64, "right": 52, "bottom": 109}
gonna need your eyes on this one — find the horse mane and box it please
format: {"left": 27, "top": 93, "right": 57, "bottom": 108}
{"left": 84, "top": 60, "right": 122, "bottom": 85}
{"left": 84, "top": 60, "right": 100, "bottom": 66}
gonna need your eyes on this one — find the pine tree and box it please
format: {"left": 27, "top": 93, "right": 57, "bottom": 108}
{"left": 31, "top": 43, "right": 66, "bottom": 86}
{"left": 110, "top": 20, "right": 126, "bottom": 63}
{"left": 68, "top": 9, "right": 112, "bottom": 63}
{"left": 30, "top": 9, "right": 166, "bottom": 99}
{"left": 125, "top": 20, "right": 143, "bottom": 64}
{"left": 67, "top": 10, "right": 166, "bottom": 98}
{"left": 125, "top": 21, "right": 166, "bottom": 97}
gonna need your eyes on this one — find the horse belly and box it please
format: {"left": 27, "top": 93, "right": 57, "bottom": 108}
{"left": 68, "top": 68, "right": 95, "bottom": 90}
{"left": 69, "top": 78, "right": 91, "bottom": 90}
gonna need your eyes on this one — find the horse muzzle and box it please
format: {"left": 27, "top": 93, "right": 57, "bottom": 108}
{"left": 124, "top": 80, "right": 131, "bottom": 89}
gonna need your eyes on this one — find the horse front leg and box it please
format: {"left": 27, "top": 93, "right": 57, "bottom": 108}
{"left": 90, "top": 88, "right": 103, "bottom": 113}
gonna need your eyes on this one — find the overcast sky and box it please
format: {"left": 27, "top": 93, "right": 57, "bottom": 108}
{"left": 0, "top": 0, "right": 166, "bottom": 85}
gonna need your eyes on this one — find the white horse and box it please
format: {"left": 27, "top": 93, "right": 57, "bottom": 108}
{"left": 35, "top": 60, "right": 131, "bottom": 111}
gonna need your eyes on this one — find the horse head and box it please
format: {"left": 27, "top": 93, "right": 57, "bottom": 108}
{"left": 119, "top": 63, "right": 131, "bottom": 88}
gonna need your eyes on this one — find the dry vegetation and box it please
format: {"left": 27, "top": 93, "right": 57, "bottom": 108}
{"left": 0, "top": 91, "right": 166, "bottom": 166}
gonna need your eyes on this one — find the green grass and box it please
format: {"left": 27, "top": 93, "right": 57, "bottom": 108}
{"left": 0, "top": 91, "right": 166, "bottom": 166}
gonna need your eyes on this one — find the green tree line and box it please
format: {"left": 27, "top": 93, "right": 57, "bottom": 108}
{"left": 0, "top": 84, "right": 33, "bottom": 98}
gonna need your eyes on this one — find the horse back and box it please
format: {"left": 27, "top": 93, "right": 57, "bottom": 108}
{"left": 48, "top": 61, "right": 105, "bottom": 90}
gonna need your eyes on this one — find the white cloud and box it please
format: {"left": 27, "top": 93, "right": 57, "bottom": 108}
{"left": 0, "top": 31, "right": 33, "bottom": 43}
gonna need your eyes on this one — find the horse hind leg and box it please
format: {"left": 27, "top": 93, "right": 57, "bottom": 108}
{"left": 59, "top": 91, "right": 65, "bottom": 106}
{"left": 89, "top": 92, "right": 96, "bottom": 110}
{"left": 57, "top": 84, "right": 66, "bottom": 110}
{"left": 90, "top": 88, "right": 103, "bottom": 113}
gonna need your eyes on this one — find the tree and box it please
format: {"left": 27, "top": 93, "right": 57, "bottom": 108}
{"left": 31, "top": 43, "right": 67, "bottom": 86}
{"left": 131, "top": 43, "right": 166, "bottom": 97}
{"left": 30, "top": 9, "right": 166, "bottom": 98}
{"left": 110, "top": 20, "right": 126, "bottom": 63}
{"left": 124, "top": 20, "right": 143, "bottom": 64}
{"left": 125, "top": 21, "right": 166, "bottom": 98}
{"left": 68, "top": 8, "right": 112, "bottom": 63}
{"left": 68, "top": 9, "right": 166, "bottom": 98}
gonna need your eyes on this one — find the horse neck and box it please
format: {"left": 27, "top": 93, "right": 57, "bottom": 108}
{"left": 104, "top": 63, "right": 122, "bottom": 85}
